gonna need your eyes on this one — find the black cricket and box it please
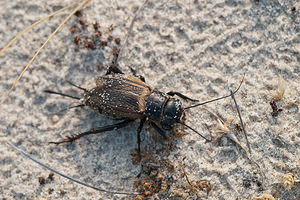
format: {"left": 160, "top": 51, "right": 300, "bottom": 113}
{"left": 45, "top": 63, "right": 243, "bottom": 153}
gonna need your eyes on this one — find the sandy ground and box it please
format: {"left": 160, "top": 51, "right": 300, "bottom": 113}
{"left": 0, "top": 0, "right": 299, "bottom": 199}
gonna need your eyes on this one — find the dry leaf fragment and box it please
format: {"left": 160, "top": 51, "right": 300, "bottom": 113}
{"left": 282, "top": 173, "right": 295, "bottom": 190}
{"left": 268, "top": 73, "right": 300, "bottom": 106}
{"left": 253, "top": 193, "right": 275, "bottom": 200}
{"left": 214, "top": 118, "right": 234, "bottom": 134}
{"left": 269, "top": 73, "right": 286, "bottom": 101}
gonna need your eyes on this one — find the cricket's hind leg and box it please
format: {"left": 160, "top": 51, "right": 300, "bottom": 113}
{"left": 49, "top": 119, "right": 134, "bottom": 145}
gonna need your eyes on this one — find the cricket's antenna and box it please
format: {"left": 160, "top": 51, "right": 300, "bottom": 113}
{"left": 1, "top": 0, "right": 91, "bottom": 105}
{"left": 183, "top": 74, "right": 245, "bottom": 110}
{"left": 8, "top": 142, "right": 140, "bottom": 195}
{"left": 115, "top": 0, "right": 149, "bottom": 65}
{"left": 179, "top": 121, "right": 211, "bottom": 142}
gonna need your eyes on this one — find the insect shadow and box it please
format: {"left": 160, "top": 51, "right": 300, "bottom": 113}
{"left": 6, "top": 0, "right": 247, "bottom": 196}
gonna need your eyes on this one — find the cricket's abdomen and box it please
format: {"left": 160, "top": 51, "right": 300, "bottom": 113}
{"left": 83, "top": 74, "right": 152, "bottom": 119}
